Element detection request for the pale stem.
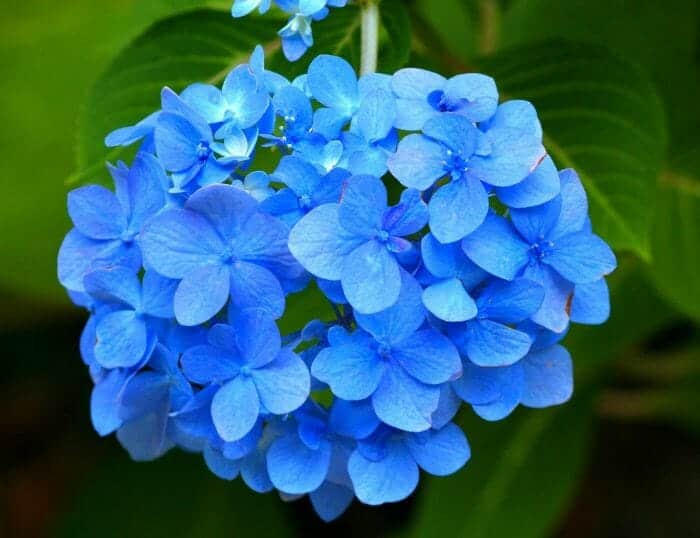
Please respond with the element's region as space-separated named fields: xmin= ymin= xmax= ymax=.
xmin=360 ymin=1 xmax=379 ymax=75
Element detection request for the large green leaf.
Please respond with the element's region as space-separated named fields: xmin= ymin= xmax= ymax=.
xmin=478 ymin=40 xmax=667 ymax=259
xmin=403 ymin=398 xmax=594 ymax=538
xmin=76 ymin=2 xmax=410 ymax=185
xmin=650 ymin=152 xmax=700 ymax=322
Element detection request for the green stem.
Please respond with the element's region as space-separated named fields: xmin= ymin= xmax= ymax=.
xmin=360 ymin=1 xmax=379 ymax=75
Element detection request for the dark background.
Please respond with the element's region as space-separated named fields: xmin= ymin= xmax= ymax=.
xmin=2 ymin=1 xmax=699 ymax=536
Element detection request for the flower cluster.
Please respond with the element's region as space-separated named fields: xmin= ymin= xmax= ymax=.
xmin=232 ymin=0 xmax=348 ymax=61
xmin=58 ymin=48 xmax=616 ymax=521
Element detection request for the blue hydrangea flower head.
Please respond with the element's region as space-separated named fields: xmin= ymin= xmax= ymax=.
xmin=59 ymin=47 xmax=617 ymax=520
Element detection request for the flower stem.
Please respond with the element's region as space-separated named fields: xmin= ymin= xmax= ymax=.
xmin=360 ymin=0 xmax=379 ymax=75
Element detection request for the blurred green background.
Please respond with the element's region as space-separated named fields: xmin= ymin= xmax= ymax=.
xmin=2 ymin=0 xmax=699 ymax=536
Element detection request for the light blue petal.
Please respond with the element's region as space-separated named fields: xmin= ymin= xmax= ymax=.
xmin=387 ymin=134 xmax=446 ymax=190
xmin=545 ymin=232 xmax=617 ymax=284
xmin=471 ymin=363 xmax=524 ymax=421
xmin=520 ymin=345 xmax=573 ymax=408
xmin=571 ymin=278 xmax=610 ymax=325
xmin=229 ymin=261 xmax=285 ymax=319
xmin=394 ymin=98 xmax=437 ymax=131
xmin=181 ymin=343 xmax=240 ymax=385
xmin=422 ymin=278 xmax=477 ymax=322
xmin=83 ymin=266 xmax=141 ymax=308
xmin=95 ymin=310 xmax=148 ymax=368
xmin=483 ymin=100 xmax=542 ymax=139
xmin=141 ymin=271 xmax=178 ymax=318
xmin=212 ymin=376 xmax=260 ymax=442
xmin=232 ymin=309 xmax=281 ymax=368
xmin=357 ymin=89 xmax=396 ymax=143
xmin=429 ymin=175 xmax=489 ymax=243
xmin=253 ymin=349 xmax=310 ymax=414
xmin=288 ymin=204 xmax=364 ymax=280
xmin=523 ymin=263 xmax=574 ymax=333
xmin=241 ymin=449 xmax=274 ymax=493
xmin=548 ymin=169 xmax=589 ymax=240
xmin=383 ymin=188 xmax=428 ymax=237
xmin=393 ymin=329 xmax=462 ymax=384
xmin=273 ymin=85 xmax=313 ymax=131
xmin=310 ymin=482 xmax=354 ymax=522
xmin=126 ymin=152 xmax=167 ymax=232
xmin=495 ymin=154 xmax=560 ymax=208
xmin=139 ymin=208 xmax=225 ymax=278
xmin=444 ymin=73 xmax=498 ymax=122
xmin=391 ymin=67 xmax=445 ymax=99
xmin=312 ymin=344 xmax=385 ymax=400
xmin=406 ymin=422 xmax=470 ymax=476
xmin=348 ymin=440 xmax=419 ymax=505
xmin=466 ymin=320 xmax=533 ymax=367
xmin=154 ymin=113 xmax=203 ymax=171
xmin=423 ymin=114 xmax=478 ymax=156
xmin=476 ymin=278 xmax=544 ymax=323
xmin=184 ymin=184 xmax=258 ymax=242
xmin=68 ymin=185 xmax=126 ymax=239
xmin=372 ymin=366 xmax=439 ymax=432
xmin=181 ymin=83 xmax=226 ymax=123
xmin=117 ymin=408 xmax=171 ymax=461
xmin=267 ymin=434 xmax=332 ymax=494
xmin=312 ymin=107 xmax=349 ymax=140
xmin=329 ymin=399 xmax=381 ymax=440
xmin=338 ymin=175 xmax=387 ymax=237
xmin=510 ymin=195 xmax=562 ymax=244
xmin=452 ymin=359 xmax=507 ymax=405
xmin=272 ymin=155 xmax=321 ymax=196
xmin=431 ymin=385 xmax=461 ymax=429
xmin=299 ymin=0 xmax=327 ymax=16
xmin=307 ymin=54 xmax=358 ymax=114
xmin=90 ymin=369 xmax=129 ymax=435
xmin=174 ymin=264 xmax=230 ymax=326
xmin=204 ymin=445 xmax=240 ymax=480
xmin=470 ymin=127 xmax=545 ymax=187
xmin=354 ymin=270 xmax=425 ymax=344
xmin=462 ymin=213 xmax=530 ymax=280
xmin=341 ymin=240 xmax=401 ymax=314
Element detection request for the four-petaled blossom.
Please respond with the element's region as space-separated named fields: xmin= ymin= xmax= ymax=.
xmin=140 ymin=184 xmax=302 ymax=325
xmin=289 ymin=175 xmax=428 ymax=313
xmin=181 ymin=310 xmax=310 ymax=441
xmin=463 ymin=169 xmax=617 ymax=332
xmin=312 ymin=273 xmax=462 ymax=431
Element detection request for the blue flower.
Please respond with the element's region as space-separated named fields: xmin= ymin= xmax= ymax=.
xmin=339 ymin=88 xmax=398 ymax=177
xmin=348 ymin=422 xmax=470 ymax=505
xmin=420 ymin=232 xmax=488 ymax=322
xmin=116 ymin=344 xmax=193 ymax=461
xmin=452 ymin=344 xmax=573 ymax=421
xmin=83 ymin=267 xmax=177 ymax=368
xmin=58 ymin=152 xmax=165 ymax=292
xmin=274 ymin=1 xmax=348 ymax=61
xmin=231 ymin=0 xmax=273 ymax=17
xmin=312 ymin=273 xmax=461 ymax=431
xmin=181 ymin=310 xmax=310 ymax=441
xmin=391 ymin=67 xmax=498 ymax=130
xmin=139 ymin=184 xmax=303 ymax=325
xmin=445 ymin=278 xmax=544 ymax=367
xmin=266 ymin=399 xmax=376 ymax=495
xmin=231 ymin=170 xmax=275 ymax=202
xmin=261 ymin=155 xmax=347 ymax=226
xmin=462 ymin=169 xmax=616 ymax=332
xmin=387 ymin=106 xmax=546 ymax=243
xmin=289 ymin=175 xmax=428 ymax=313
xmin=307 ymin=55 xmax=392 ymax=139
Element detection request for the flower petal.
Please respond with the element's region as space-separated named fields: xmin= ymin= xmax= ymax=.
xmin=372 ymin=366 xmax=439 ymax=432
xmin=174 ymin=264 xmax=230 ymax=326
xmin=387 ymin=134 xmax=446 ymax=190
xmin=422 ymin=278 xmax=478 ymax=322
xmin=462 ymin=213 xmax=529 ymax=280
xmin=466 ymin=320 xmax=533 ymax=367
xmin=312 ymin=344 xmax=385 ymax=400
xmin=520 ymin=345 xmax=573 ymax=408
xmin=267 ymin=434 xmax=332 ymax=494
xmin=253 ymin=349 xmax=310 ymax=414
xmin=393 ymin=329 xmax=462 ymax=384
xmin=211 ymin=376 xmax=260 ymax=442
xmin=406 ymin=422 xmax=471 ymax=476
xmin=341 ymin=240 xmax=401 ymax=314
xmin=68 ymin=185 xmax=126 ymax=239
xmin=429 ymin=175 xmax=489 ymax=244
xmin=95 ymin=310 xmax=148 ymax=368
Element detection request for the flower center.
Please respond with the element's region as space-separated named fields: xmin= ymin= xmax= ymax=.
xmin=530 ymin=240 xmax=554 ymax=261
xmin=196 ymin=141 xmax=211 ymax=161
xmin=376 ymin=229 xmax=390 ymax=242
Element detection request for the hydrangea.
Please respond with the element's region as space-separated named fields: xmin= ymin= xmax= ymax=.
xmin=232 ymin=0 xmax=348 ymax=60
xmin=58 ymin=48 xmax=616 ymax=521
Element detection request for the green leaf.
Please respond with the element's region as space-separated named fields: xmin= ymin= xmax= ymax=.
xmin=403 ymin=396 xmax=594 ymax=538
xmin=650 ymin=165 xmax=700 ymax=322
xmin=478 ymin=40 xmax=667 ymax=259
xmin=54 ymin=450 xmax=292 ymax=538
xmin=76 ymin=3 xmax=411 ymax=185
